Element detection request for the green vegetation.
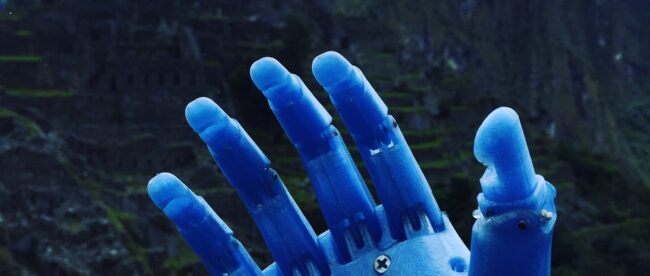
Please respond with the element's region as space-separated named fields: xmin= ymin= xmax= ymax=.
xmin=409 ymin=86 xmax=434 ymax=94
xmin=163 ymin=248 xmax=200 ymax=270
xmin=440 ymin=73 xmax=471 ymax=91
xmin=401 ymin=127 xmax=454 ymax=137
xmin=60 ymin=222 xmax=86 ymax=235
xmin=419 ymin=159 xmax=451 ymax=169
xmin=0 ymin=12 xmax=23 ymax=21
xmin=14 ymin=30 xmax=33 ymax=37
xmin=272 ymin=155 xmax=302 ymax=165
xmin=378 ymin=91 xmax=416 ymax=98
xmin=392 ymin=106 xmax=428 ymax=113
xmin=190 ymin=14 xmax=245 ymax=22
xmin=105 ymin=208 xmax=136 ymax=233
xmin=0 ymin=108 xmax=43 ymax=137
xmin=550 ymin=144 xmax=650 ymax=274
xmin=112 ymin=174 xmax=150 ymax=196
xmin=127 ymin=243 xmax=153 ymax=274
xmin=333 ymin=0 xmax=374 ymax=17
xmin=396 ymin=72 xmax=422 ymax=82
xmin=5 ymin=88 xmax=73 ymax=97
xmin=410 ymin=139 xmax=445 ymax=150
xmin=553 ymin=181 xmax=575 ymax=191
xmin=0 ymin=55 xmax=43 ymax=62
xmin=282 ymin=176 xmax=319 ymax=211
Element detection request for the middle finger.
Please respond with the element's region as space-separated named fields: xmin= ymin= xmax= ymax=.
xmin=250 ymin=57 xmax=381 ymax=263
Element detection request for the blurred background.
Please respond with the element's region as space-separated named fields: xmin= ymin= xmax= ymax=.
xmin=0 ymin=0 xmax=649 ymax=275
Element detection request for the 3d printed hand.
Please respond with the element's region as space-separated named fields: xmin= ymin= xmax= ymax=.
xmin=147 ymin=52 xmax=556 ymax=275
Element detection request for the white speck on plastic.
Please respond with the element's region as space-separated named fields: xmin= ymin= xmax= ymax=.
xmin=540 ymin=209 xmax=553 ymax=220
xmin=472 ymin=209 xmax=483 ymax=219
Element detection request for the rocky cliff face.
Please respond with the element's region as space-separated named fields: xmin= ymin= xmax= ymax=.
xmin=0 ymin=0 xmax=648 ymax=275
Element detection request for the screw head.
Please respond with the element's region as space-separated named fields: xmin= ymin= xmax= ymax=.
xmin=374 ymin=254 xmax=391 ymax=274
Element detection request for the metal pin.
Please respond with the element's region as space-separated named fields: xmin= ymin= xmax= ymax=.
xmin=540 ymin=209 xmax=553 ymax=220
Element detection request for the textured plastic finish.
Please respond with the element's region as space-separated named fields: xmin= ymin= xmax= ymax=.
xmin=147 ymin=51 xmax=557 ymax=275
xmin=184 ymin=98 xmax=328 ymax=275
xmin=312 ymin=52 xmax=445 ymax=240
xmin=147 ymin=173 xmax=261 ymax=275
xmin=474 ymin=108 xmax=537 ymax=202
xmin=469 ymin=108 xmax=557 ymax=276
xmin=250 ymin=57 xmax=380 ymax=263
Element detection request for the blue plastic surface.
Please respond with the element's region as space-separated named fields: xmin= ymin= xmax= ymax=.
xmin=148 ymin=173 xmax=261 ymax=275
xmin=312 ymin=52 xmax=445 ymax=240
xmin=0 ymin=0 xmax=6 ymax=11
xmin=147 ymin=51 xmax=557 ymax=275
xmin=469 ymin=108 xmax=557 ymax=276
xmin=184 ymin=97 xmax=328 ymax=275
xmin=250 ymin=57 xmax=380 ymax=263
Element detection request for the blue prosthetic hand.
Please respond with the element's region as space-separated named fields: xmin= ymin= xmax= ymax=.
xmin=147 ymin=51 xmax=556 ymax=275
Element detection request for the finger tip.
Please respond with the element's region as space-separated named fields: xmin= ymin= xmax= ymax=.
xmin=312 ymin=51 xmax=353 ymax=88
xmin=147 ymin=172 xmax=192 ymax=210
xmin=185 ymin=97 xmax=229 ymax=133
xmin=250 ymin=57 xmax=291 ymax=92
xmin=473 ymin=107 xmax=522 ymax=164
xmin=479 ymin=107 xmax=520 ymax=134
xmin=474 ymin=107 xmax=536 ymax=201
xmin=149 ymin=174 xmax=209 ymax=227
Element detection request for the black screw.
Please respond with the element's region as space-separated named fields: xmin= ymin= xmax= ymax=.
xmin=518 ymin=220 xmax=527 ymax=230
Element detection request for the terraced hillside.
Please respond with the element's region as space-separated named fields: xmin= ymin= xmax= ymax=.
xmin=1 ymin=0 xmax=649 ymax=275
